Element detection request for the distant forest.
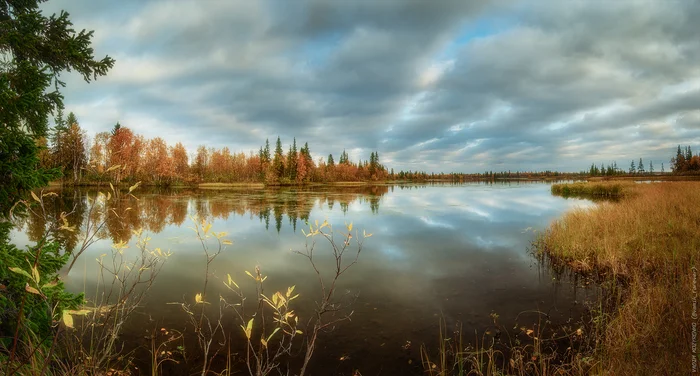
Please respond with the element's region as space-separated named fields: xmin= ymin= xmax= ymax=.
xmin=586 ymin=145 xmax=698 ymax=176
xmin=39 ymin=112 xmax=696 ymax=185
xmin=40 ymin=112 xmax=390 ymax=185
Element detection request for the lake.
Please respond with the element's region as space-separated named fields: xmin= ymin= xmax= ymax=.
xmin=10 ymin=182 xmax=600 ymax=375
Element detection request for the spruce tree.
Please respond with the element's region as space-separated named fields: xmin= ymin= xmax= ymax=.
xmin=272 ymin=136 xmax=284 ymax=179
xmin=1 ymin=2 xmax=114 ymax=214
xmin=0 ymin=0 xmax=114 ymax=367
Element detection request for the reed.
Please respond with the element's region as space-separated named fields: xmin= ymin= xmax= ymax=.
xmin=536 ymin=182 xmax=697 ymax=375
xmin=550 ymin=182 xmax=631 ymax=198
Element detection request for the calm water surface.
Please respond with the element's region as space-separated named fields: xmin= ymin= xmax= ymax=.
xmin=11 ymin=183 xmax=598 ymax=374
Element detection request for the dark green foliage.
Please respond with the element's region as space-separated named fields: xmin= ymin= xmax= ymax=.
xmin=0 ymin=0 xmax=113 ymax=367
xmin=273 ymin=136 xmax=284 ymax=179
xmin=0 ymin=128 xmax=60 ymax=216
xmin=339 ymin=149 xmax=349 ymax=164
xmin=0 ymin=240 xmax=83 ymax=350
xmin=1 ymin=0 xmax=114 ymax=214
xmin=286 ymin=138 xmax=298 ymax=181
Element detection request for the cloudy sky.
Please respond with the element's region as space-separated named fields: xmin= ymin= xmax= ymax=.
xmin=43 ymin=0 xmax=700 ymax=173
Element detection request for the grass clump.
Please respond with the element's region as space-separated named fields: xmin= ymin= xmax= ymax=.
xmin=550 ymin=182 xmax=630 ymax=198
xmin=536 ymin=182 xmax=697 ymax=375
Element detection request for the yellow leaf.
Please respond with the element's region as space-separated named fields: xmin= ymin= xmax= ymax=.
xmin=9 ymin=267 xmax=31 ymax=279
xmin=42 ymin=280 xmax=58 ymax=289
xmin=25 ymin=284 xmax=41 ymax=295
xmin=347 ymin=222 xmax=353 ymax=232
xmin=106 ymin=164 xmax=121 ymax=172
xmin=69 ymin=309 xmax=91 ymax=316
xmin=227 ymin=274 xmax=239 ymax=289
xmin=203 ymin=223 xmax=212 ymax=235
xmin=128 ymin=181 xmax=141 ymax=193
xmin=31 ymin=265 xmax=40 ymax=283
xmin=286 ymin=285 xmax=295 ymax=298
xmin=222 ymin=239 xmax=232 ymax=245
xmin=260 ymin=338 xmax=268 ymax=348
xmin=245 ymin=270 xmax=255 ymax=279
xmin=295 ymin=330 xmax=303 ymax=335
xmin=30 ymin=191 xmax=41 ymax=203
xmin=195 ymin=293 xmax=204 ymax=304
xmin=62 ymin=310 xmax=74 ymax=328
xmin=241 ymin=318 xmax=254 ymax=339
xmin=109 ymin=182 xmax=115 ymax=192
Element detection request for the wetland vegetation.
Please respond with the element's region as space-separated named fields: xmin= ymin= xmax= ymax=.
xmin=1 ymin=1 xmax=697 ymax=375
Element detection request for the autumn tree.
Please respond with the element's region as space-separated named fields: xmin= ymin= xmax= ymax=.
xmin=171 ymin=142 xmax=189 ymax=181
xmin=325 ymin=154 xmax=336 ymax=182
xmin=193 ymin=145 xmax=209 ymax=181
xmin=88 ymin=131 xmax=110 ymax=175
xmin=107 ymin=124 xmax=137 ymax=183
xmin=49 ymin=112 xmax=88 ymax=183
xmin=143 ymin=137 xmax=173 ymax=184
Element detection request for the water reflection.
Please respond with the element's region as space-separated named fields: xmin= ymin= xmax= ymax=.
xmin=10 ymin=182 xmax=597 ymax=374
xmin=13 ymin=185 xmax=388 ymax=248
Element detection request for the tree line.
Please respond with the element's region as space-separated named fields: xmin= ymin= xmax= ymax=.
xmin=671 ymin=145 xmax=700 ymax=173
xmin=39 ymin=114 xmax=390 ymax=185
xmin=585 ymin=158 xmax=665 ymax=177
xmin=37 ymin=113 xmax=700 ymax=185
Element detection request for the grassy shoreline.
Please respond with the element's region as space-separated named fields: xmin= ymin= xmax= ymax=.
xmin=535 ymin=182 xmax=697 ymax=375
xmin=551 ymin=181 xmax=630 ymax=197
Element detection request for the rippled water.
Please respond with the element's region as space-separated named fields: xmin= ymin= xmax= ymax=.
xmin=10 ymin=182 xmax=599 ymax=374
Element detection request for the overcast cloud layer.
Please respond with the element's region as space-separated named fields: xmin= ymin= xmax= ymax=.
xmin=44 ymin=0 xmax=700 ymax=172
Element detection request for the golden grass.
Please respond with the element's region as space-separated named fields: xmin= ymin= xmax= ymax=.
xmin=537 ymin=182 xmax=698 ymax=375
xmin=550 ymin=182 xmax=633 ymax=198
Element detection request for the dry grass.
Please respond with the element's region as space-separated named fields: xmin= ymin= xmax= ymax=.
xmin=550 ymin=182 xmax=633 ymax=198
xmin=537 ymin=182 xmax=698 ymax=375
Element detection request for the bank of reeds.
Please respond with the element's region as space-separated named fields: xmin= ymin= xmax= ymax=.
xmin=550 ymin=182 xmax=631 ymax=198
xmin=535 ymin=182 xmax=697 ymax=375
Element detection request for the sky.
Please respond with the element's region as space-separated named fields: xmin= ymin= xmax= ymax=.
xmin=42 ymin=0 xmax=700 ymax=173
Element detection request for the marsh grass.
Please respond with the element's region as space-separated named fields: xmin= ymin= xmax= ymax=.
xmin=420 ymin=310 xmax=601 ymax=376
xmin=550 ymin=182 xmax=632 ymax=198
xmin=535 ymin=182 xmax=697 ymax=375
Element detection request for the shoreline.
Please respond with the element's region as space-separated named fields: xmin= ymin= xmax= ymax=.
xmin=43 ymin=174 xmax=700 ymax=191
xmin=533 ymin=181 xmax=696 ymax=375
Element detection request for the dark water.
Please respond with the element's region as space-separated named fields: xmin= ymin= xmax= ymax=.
xmin=10 ymin=183 xmax=599 ymax=374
